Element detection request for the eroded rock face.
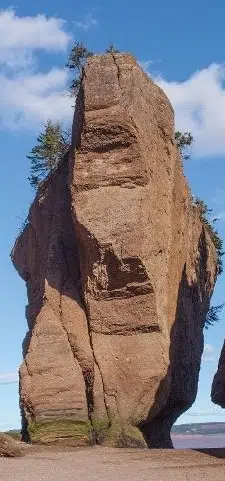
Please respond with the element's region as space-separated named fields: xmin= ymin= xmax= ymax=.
xmin=12 ymin=54 xmax=217 ymax=447
xmin=0 ymin=434 xmax=24 ymax=457
xmin=212 ymin=342 xmax=225 ymax=408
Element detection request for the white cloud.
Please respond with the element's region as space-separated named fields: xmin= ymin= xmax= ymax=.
xmin=0 ymin=69 xmax=72 ymax=129
xmin=139 ymin=59 xmax=162 ymax=74
xmin=139 ymin=60 xmax=153 ymax=72
xmin=204 ymin=344 xmax=214 ymax=354
xmin=202 ymin=343 xmax=215 ymax=362
xmin=74 ymin=13 xmax=97 ymax=31
xmin=0 ymin=9 xmax=70 ymax=68
xmin=153 ymin=64 xmax=225 ymax=157
xmin=0 ymin=373 xmax=18 ymax=385
xmin=0 ymin=9 xmax=72 ymax=129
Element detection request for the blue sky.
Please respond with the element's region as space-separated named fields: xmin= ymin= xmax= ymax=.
xmin=1 ymin=0 xmax=225 ymax=431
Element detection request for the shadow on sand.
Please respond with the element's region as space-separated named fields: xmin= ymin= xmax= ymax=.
xmin=194 ymin=448 xmax=225 ymax=459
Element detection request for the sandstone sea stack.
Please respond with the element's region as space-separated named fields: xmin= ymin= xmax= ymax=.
xmin=11 ymin=54 xmax=218 ymax=448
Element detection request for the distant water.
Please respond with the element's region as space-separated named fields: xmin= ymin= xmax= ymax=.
xmin=172 ymin=434 xmax=225 ymax=449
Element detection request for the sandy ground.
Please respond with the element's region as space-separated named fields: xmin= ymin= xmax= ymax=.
xmin=1 ymin=446 xmax=225 ymax=481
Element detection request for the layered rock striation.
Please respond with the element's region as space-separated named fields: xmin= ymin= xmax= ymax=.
xmin=12 ymin=54 xmax=218 ymax=448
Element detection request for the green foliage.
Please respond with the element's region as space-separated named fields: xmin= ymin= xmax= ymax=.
xmin=28 ymin=420 xmax=92 ymax=444
xmin=195 ymin=197 xmax=225 ymax=329
xmin=3 ymin=430 xmax=21 ymax=441
xmin=205 ymin=304 xmax=224 ymax=329
xmin=92 ymin=419 xmax=145 ymax=447
xmin=66 ymin=41 xmax=93 ymax=95
xmin=175 ymin=131 xmax=193 ymax=161
xmin=92 ymin=418 xmax=109 ymax=444
xmin=18 ymin=215 xmax=29 ymax=236
xmin=27 ymin=120 xmax=70 ymax=189
xmin=105 ymin=44 xmax=120 ymax=54
xmin=194 ymin=197 xmax=224 ymax=275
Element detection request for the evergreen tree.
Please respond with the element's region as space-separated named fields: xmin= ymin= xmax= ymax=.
xmin=66 ymin=42 xmax=93 ymax=95
xmin=175 ymin=131 xmax=193 ymax=161
xmin=27 ymin=120 xmax=70 ymax=189
xmin=205 ymin=304 xmax=224 ymax=329
xmin=105 ymin=44 xmax=120 ymax=54
xmin=194 ymin=197 xmax=224 ymax=275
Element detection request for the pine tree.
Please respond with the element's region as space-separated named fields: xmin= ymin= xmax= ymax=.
xmin=175 ymin=131 xmax=193 ymax=161
xmin=205 ymin=304 xmax=224 ymax=329
xmin=66 ymin=42 xmax=93 ymax=95
xmin=27 ymin=120 xmax=70 ymax=189
xmin=105 ymin=44 xmax=120 ymax=54
xmin=194 ymin=197 xmax=224 ymax=275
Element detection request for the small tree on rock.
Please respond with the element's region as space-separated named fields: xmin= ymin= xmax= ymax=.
xmin=106 ymin=43 xmax=120 ymax=54
xmin=175 ymin=131 xmax=193 ymax=161
xmin=66 ymin=42 xmax=93 ymax=95
xmin=27 ymin=120 xmax=70 ymax=189
xmin=205 ymin=304 xmax=224 ymax=329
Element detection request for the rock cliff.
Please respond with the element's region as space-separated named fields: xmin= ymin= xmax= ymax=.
xmin=211 ymin=342 xmax=225 ymax=408
xmin=11 ymin=54 xmax=218 ymax=448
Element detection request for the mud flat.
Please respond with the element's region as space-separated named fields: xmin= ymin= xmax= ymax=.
xmin=1 ymin=446 xmax=225 ymax=481
xmin=172 ymin=434 xmax=225 ymax=449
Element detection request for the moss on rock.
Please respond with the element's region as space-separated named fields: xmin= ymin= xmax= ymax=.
xmin=92 ymin=417 xmax=109 ymax=444
xmin=28 ymin=420 xmax=92 ymax=445
xmin=92 ymin=419 xmax=146 ymax=448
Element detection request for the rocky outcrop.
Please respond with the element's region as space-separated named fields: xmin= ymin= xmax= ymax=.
xmin=11 ymin=54 xmax=218 ymax=448
xmin=211 ymin=342 xmax=225 ymax=408
xmin=0 ymin=434 xmax=24 ymax=457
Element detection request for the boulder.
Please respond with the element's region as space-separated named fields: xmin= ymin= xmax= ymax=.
xmin=0 ymin=433 xmax=24 ymax=457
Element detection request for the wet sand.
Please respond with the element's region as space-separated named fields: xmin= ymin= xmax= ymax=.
xmin=172 ymin=433 xmax=225 ymax=449
xmin=1 ymin=446 xmax=225 ymax=481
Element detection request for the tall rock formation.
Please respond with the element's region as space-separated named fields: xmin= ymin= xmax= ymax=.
xmin=212 ymin=342 xmax=225 ymax=408
xmin=11 ymin=54 xmax=218 ymax=448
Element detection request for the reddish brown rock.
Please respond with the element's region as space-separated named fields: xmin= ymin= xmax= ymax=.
xmin=212 ymin=341 xmax=225 ymax=408
xmin=0 ymin=434 xmax=24 ymax=457
xmin=12 ymin=54 xmax=217 ymax=448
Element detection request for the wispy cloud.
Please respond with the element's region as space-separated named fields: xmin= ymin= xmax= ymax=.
xmin=204 ymin=344 xmax=214 ymax=354
xmin=139 ymin=60 xmax=154 ymax=73
xmin=0 ymin=8 xmax=70 ymax=69
xmin=0 ymin=373 xmax=18 ymax=385
xmin=202 ymin=343 xmax=215 ymax=363
xmin=139 ymin=59 xmax=161 ymax=74
xmin=74 ymin=13 xmax=97 ymax=31
xmin=0 ymin=69 xmax=72 ymax=129
xmin=143 ymin=62 xmax=225 ymax=157
xmin=0 ymin=9 xmax=72 ymax=129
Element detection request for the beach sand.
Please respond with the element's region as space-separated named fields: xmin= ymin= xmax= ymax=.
xmin=1 ymin=446 xmax=225 ymax=481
